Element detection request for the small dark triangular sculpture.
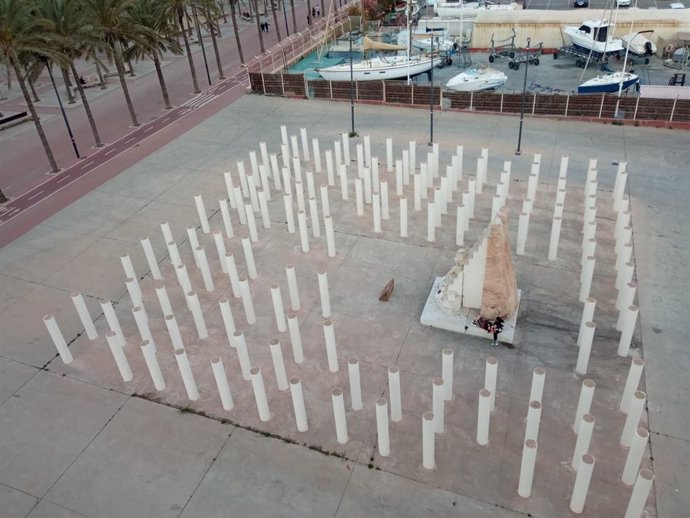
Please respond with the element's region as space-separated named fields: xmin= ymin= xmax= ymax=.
xmin=378 ymin=279 xmax=395 ymax=302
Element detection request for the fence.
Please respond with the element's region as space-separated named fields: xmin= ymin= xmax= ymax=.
xmin=248 ymin=73 xmax=690 ymax=123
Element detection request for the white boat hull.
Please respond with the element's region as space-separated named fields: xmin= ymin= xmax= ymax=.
xmin=578 ymin=72 xmax=639 ymax=94
xmin=620 ymin=32 xmax=656 ymax=56
xmin=316 ymin=56 xmax=434 ymax=81
xmin=446 ymin=67 xmax=507 ymax=91
xmin=435 ymin=1 xmax=518 ymax=18
xmin=563 ymin=26 xmax=624 ymax=54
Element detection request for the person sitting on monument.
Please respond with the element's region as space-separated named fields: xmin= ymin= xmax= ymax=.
xmin=491 ymin=317 xmax=504 ymax=347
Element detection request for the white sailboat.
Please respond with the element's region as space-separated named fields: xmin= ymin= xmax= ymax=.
xmin=434 ymin=0 xmax=520 ymax=18
xmin=562 ymin=20 xmax=624 ymax=54
xmin=446 ymin=65 xmax=507 ymax=91
xmin=397 ymin=29 xmax=457 ymax=53
xmin=578 ymin=72 xmax=639 ymax=94
xmin=315 ymin=37 xmax=433 ymax=81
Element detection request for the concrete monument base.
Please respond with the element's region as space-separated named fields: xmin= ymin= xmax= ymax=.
xmin=420 ymin=277 xmax=521 ymax=345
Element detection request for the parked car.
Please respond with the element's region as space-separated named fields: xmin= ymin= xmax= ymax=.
xmin=616 ymin=0 xmax=631 ymax=6
xmin=574 ymin=0 xmax=589 ymax=7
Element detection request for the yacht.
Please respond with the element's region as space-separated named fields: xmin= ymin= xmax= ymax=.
xmin=578 ymin=72 xmax=639 ymax=94
xmin=446 ymin=65 xmax=507 ymax=91
xmin=434 ymin=0 xmax=520 ymax=19
xmin=316 ymin=55 xmax=434 ymax=81
xmin=563 ymin=20 xmax=624 ymax=55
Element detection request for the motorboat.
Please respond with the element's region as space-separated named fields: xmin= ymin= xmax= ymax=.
xmin=397 ymin=29 xmax=457 ymax=53
xmin=394 ymin=1 xmax=421 ymax=16
xmin=577 ymin=72 xmax=639 ymax=94
xmin=316 ymin=55 xmax=434 ymax=81
xmin=620 ymin=31 xmax=656 ymax=56
xmin=563 ymin=20 xmax=624 ymax=55
xmin=446 ymin=65 xmax=507 ymax=91
xmin=434 ymin=0 xmax=520 ymax=19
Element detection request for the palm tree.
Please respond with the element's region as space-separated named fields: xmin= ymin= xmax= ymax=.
xmin=83 ymin=0 xmax=150 ymax=127
xmin=0 ymin=0 xmax=70 ymax=172
xmin=35 ymin=0 xmax=103 ymax=147
xmin=163 ymin=0 xmax=200 ymax=93
xmin=269 ymin=0 xmax=281 ymax=41
xmin=289 ymin=0 xmax=296 ymax=34
xmin=228 ymin=0 xmax=244 ymax=64
xmin=252 ymin=0 xmax=264 ymax=53
xmin=127 ymin=0 xmax=183 ymax=109
xmin=197 ymin=0 xmax=224 ymax=79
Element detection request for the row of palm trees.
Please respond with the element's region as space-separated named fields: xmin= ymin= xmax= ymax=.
xmin=0 ymin=0 xmax=300 ymax=176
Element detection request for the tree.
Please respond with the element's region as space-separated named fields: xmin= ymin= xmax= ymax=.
xmin=83 ymin=0 xmax=150 ymax=126
xmin=269 ymin=0 xmax=281 ymax=41
xmin=0 ymin=0 xmax=70 ymax=172
xmin=252 ymin=0 xmax=264 ymax=53
xmin=228 ymin=0 xmax=244 ymax=64
xmin=35 ymin=0 xmax=103 ymax=147
xmin=163 ymin=0 xmax=200 ymax=93
xmin=289 ymin=0 xmax=296 ymax=34
xmin=197 ymin=1 xmax=224 ymax=79
xmin=127 ymin=0 xmax=183 ymax=109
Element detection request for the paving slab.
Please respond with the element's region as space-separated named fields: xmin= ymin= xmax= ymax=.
xmin=26 ymin=500 xmax=91 ymax=518
xmin=46 ymin=397 xmax=230 ymax=518
xmin=0 ymin=371 xmax=127 ymax=497
xmin=0 ymin=483 xmax=38 ymax=518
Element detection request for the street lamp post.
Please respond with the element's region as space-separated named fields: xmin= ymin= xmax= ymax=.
xmin=44 ymin=58 xmax=80 ymax=159
xmin=192 ymin=6 xmax=212 ymax=86
xmin=349 ymin=29 xmax=356 ymax=136
xmin=515 ymin=37 xmax=531 ymax=156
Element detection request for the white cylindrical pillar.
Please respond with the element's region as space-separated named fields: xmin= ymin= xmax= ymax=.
xmin=326 ymin=150 xmax=335 ymax=186
xmin=624 ymin=469 xmax=654 ymax=518
xmin=174 ymin=264 xmax=192 ymax=295
xmin=186 ymin=227 xmax=200 ymax=268
xmin=339 ymin=163 xmax=349 ymax=200
xmin=258 ymin=190 xmax=271 ymax=229
xmin=308 ymin=196 xmax=321 ymax=238
xmin=613 ymin=172 xmax=628 ymax=212
xmin=286 ymin=264 xmax=300 ymax=311
xmin=616 ymin=282 xmax=637 ymax=326
xmin=231 ymin=331 xmax=252 ymax=381
xmin=376 ymin=398 xmax=391 ymax=457
xmin=484 ymin=356 xmax=498 ymax=411
xmin=194 ymin=194 xmax=210 ymax=234
xmin=529 ymin=367 xmax=546 ymax=404
xmin=239 ymin=275 xmax=256 ymax=325
xmin=187 ymin=290 xmax=208 ymax=339
xmin=422 ymin=411 xmax=435 ymax=470
xmin=141 ymin=340 xmax=165 ymax=391
xmin=43 ymin=315 xmax=73 ymax=364
xmin=570 ymin=454 xmax=596 ymax=513
xmin=175 ymin=348 xmax=199 ymax=400
xmin=572 ymin=413 xmax=595 ymax=470
xmin=161 ymin=221 xmax=174 ymax=244
xmin=250 ymin=367 xmax=271 ymax=422
xmin=164 ymin=314 xmax=184 ymax=350
xmin=195 ymin=247 xmax=215 ymax=292
xmin=386 ymin=137 xmax=393 ymax=172
xmin=325 ymin=215 xmax=336 ymax=258
xmin=219 ymin=197 xmax=235 ymax=237
xmin=517 ymin=212 xmax=529 ymax=256
xmin=101 ymin=301 xmax=124 ymax=346
xmin=224 ymin=253 xmax=241 ymax=298
xmin=323 ymin=320 xmax=339 ymax=373
xmin=426 ymin=201 xmax=435 ymax=242
xmin=211 ymin=357 xmax=234 ymax=411
xmin=140 ymin=237 xmax=162 ymax=280
xmin=622 ymin=428 xmax=649 ymax=486
xmin=234 ymin=186 xmax=247 ymax=224
xmin=106 ymin=330 xmax=132 ymax=381
xmin=297 ymin=210 xmax=310 ymax=253
xmin=400 ymin=196 xmax=408 ymax=238
xmin=525 ymin=400 xmax=543 ymax=443
xmin=120 ymin=253 xmax=138 ymax=283
xmin=577 ymin=297 xmax=597 ymax=347
xmin=381 ymin=181 xmax=389 ymax=220
xmin=318 ymin=269 xmax=331 ymax=318
xmin=269 ymin=338 xmax=289 ymax=391
xmin=579 ymin=256 xmax=595 ymax=303
xmin=389 ymin=366 xmax=402 ymax=422
xmin=442 ymin=348 xmax=453 ymax=401
xmin=331 ymin=387 xmax=349 ymax=444
xmin=620 ymin=358 xmax=645 ymax=414
xmin=283 ymin=193 xmax=295 ymax=234
xmin=616 ymin=261 xmax=635 ymax=292
xmin=167 ymin=241 xmax=182 ymax=267
xmin=477 ymin=388 xmax=491 ymax=445
xmin=219 ymin=297 xmax=236 ymax=342
xmin=348 ymin=358 xmax=363 ymax=410
xmin=517 ymin=439 xmax=538 ymax=498
xmin=456 ymin=205 xmax=465 ymax=246
xmin=270 ymin=283 xmax=287 ymax=332
xmin=547 ymin=217 xmax=562 ymax=261
xmin=618 ymin=305 xmax=640 ymax=357
xmin=245 ymin=202 xmax=259 ymax=242
xmin=573 ymin=379 xmax=596 ymax=433
xmin=132 ymin=305 xmax=153 ymax=344
xmin=621 ymin=391 xmax=647 ymax=447
xmin=432 ymin=377 xmax=445 ymax=433
xmin=373 ymin=192 xmax=382 ymax=233
xmin=287 ymin=313 xmax=304 ymax=364
xmin=155 ymin=284 xmax=173 ymax=316
xmin=125 ymin=277 xmax=143 ymax=308
xmin=581 ymin=238 xmax=596 ymax=269
xmin=575 ymin=322 xmax=596 ymax=375
xmin=413 ymin=174 xmax=422 ymax=211
xmin=71 ymin=292 xmax=97 ymax=340
xmin=527 ymin=173 xmax=538 ymax=201
xmin=290 ymin=377 xmax=308 ymax=432
xmin=320 ymin=184 xmax=331 ymax=217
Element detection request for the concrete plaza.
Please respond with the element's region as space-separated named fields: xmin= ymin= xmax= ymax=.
xmin=0 ymin=95 xmax=688 ymax=517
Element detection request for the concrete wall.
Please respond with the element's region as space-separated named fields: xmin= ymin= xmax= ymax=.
xmin=470 ymin=8 xmax=690 ymax=49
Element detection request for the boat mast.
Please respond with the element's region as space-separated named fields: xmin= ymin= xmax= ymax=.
xmin=407 ymin=1 xmax=412 ymax=84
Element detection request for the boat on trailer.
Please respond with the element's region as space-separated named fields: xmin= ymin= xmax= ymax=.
xmin=577 ymin=71 xmax=639 ymax=94
xmin=316 ymin=55 xmax=434 ymax=81
xmin=446 ymin=65 xmax=507 ymax=91
xmin=434 ymin=0 xmax=520 ymax=19
xmin=562 ymin=20 xmax=624 ymax=55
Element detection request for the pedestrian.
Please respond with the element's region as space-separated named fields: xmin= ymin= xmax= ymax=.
xmin=317 ymin=5 xmax=321 ymax=16
xmin=311 ymin=6 xmax=316 ymax=18
xmin=265 ymin=20 xmax=270 ymax=32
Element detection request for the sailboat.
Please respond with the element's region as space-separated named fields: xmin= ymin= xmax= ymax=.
xmin=315 ymin=37 xmax=434 ymax=81
xmin=434 ymin=0 xmax=520 ymax=19
xmin=397 ymin=29 xmax=457 ymax=53
xmin=577 ymin=72 xmax=639 ymax=94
